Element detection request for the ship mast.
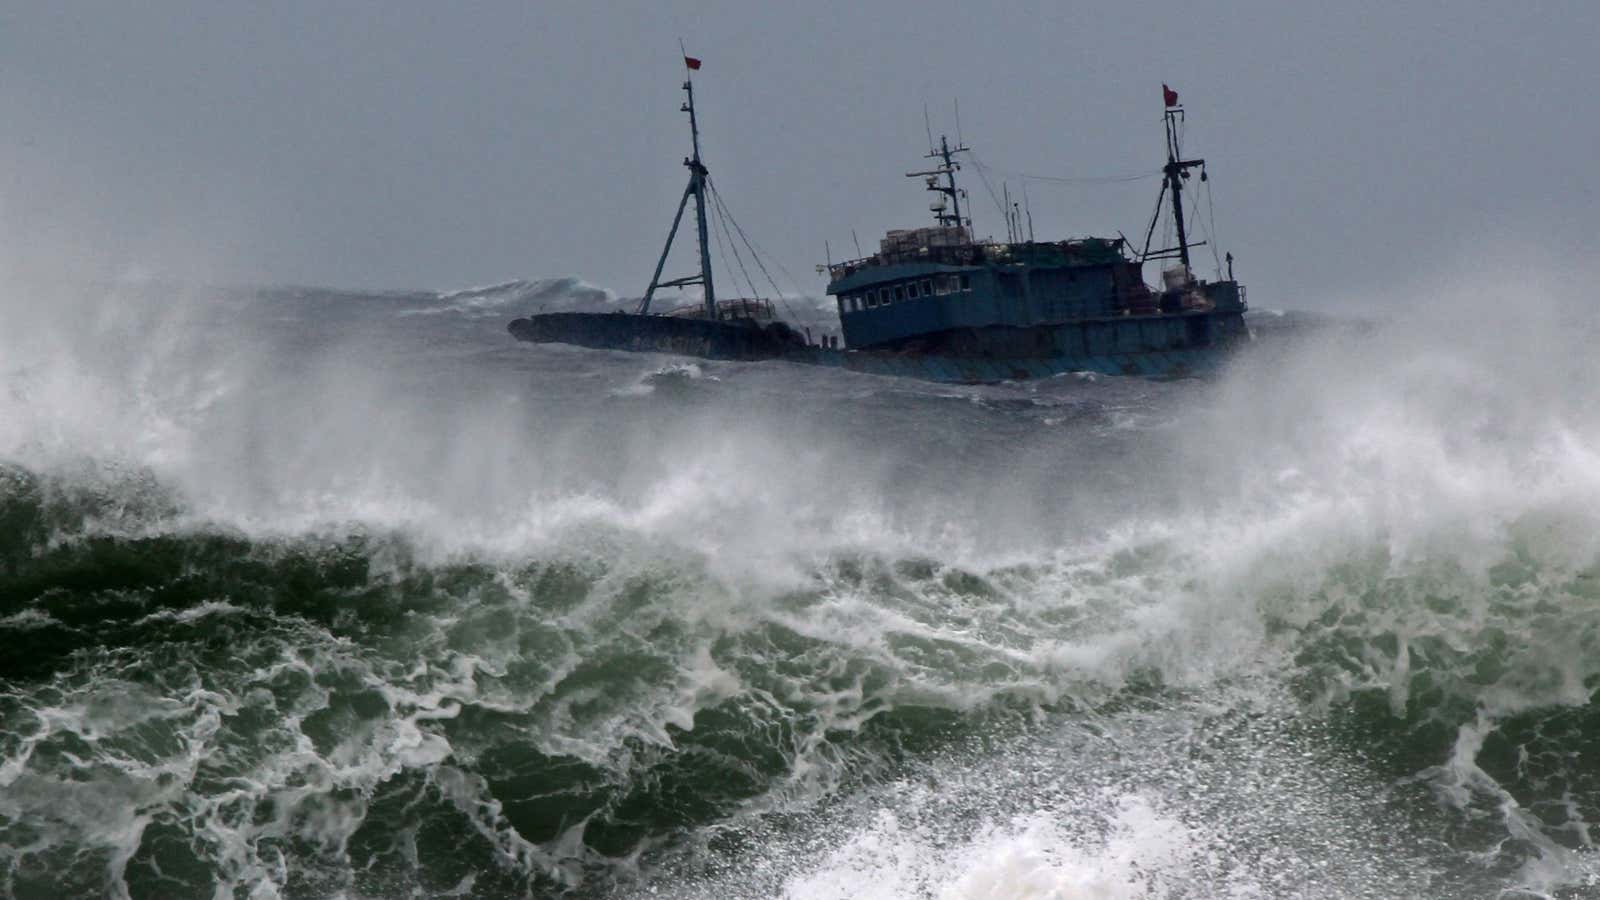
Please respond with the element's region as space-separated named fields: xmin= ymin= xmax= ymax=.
xmin=906 ymin=135 xmax=968 ymax=230
xmin=1141 ymin=86 xmax=1207 ymax=271
xmin=638 ymin=55 xmax=717 ymax=318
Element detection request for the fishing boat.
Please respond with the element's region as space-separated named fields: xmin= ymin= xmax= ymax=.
xmin=509 ymin=61 xmax=1248 ymax=382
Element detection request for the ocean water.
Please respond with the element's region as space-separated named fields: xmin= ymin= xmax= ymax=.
xmin=3 ymin=272 xmax=1600 ymax=899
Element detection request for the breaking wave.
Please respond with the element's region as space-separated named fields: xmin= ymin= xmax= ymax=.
xmin=4 ymin=261 xmax=1600 ymax=897
xmin=413 ymin=277 xmax=620 ymax=318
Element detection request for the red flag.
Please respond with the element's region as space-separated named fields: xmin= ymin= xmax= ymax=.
xmin=1162 ymin=84 xmax=1179 ymax=107
xmin=684 ymin=56 xmax=702 ymax=70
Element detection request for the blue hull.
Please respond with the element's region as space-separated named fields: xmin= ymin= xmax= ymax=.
xmin=783 ymin=343 xmax=1226 ymax=381
xmin=508 ymin=310 xmax=1242 ymax=382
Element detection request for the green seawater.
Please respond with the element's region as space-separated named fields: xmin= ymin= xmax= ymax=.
xmin=4 ymin=281 xmax=1600 ymax=898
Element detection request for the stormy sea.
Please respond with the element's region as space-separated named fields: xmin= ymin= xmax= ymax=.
xmin=4 ymin=270 xmax=1600 ymax=899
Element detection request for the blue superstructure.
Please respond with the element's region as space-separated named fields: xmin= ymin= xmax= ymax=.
xmin=827 ymin=233 xmax=1246 ymax=353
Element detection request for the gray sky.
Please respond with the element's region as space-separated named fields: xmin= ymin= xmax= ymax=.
xmin=0 ymin=1 xmax=1594 ymax=310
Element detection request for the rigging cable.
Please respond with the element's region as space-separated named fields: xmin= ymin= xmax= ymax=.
xmin=707 ymin=180 xmax=807 ymax=324
xmin=965 ymin=151 xmax=1157 ymax=186
xmin=1185 ymin=187 xmax=1203 ymax=266
xmin=1204 ymin=174 xmax=1223 ymax=279
xmin=719 ymin=202 xmax=822 ymax=325
xmin=707 ymin=178 xmax=764 ymax=305
xmin=959 ymin=149 xmax=1009 ymax=232
xmin=982 ymin=165 xmax=1157 ymax=186
xmin=705 ymin=188 xmax=743 ymax=309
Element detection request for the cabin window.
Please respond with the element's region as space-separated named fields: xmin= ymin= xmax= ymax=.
xmin=879 ymin=287 xmax=891 ymax=305
xmin=907 ymin=282 xmax=920 ymax=299
xmin=921 ymin=279 xmax=933 ymax=297
xmin=934 ymin=277 xmax=949 ymax=296
xmin=960 ymin=274 xmax=972 ymax=292
xmin=865 ymin=292 xmax=877 ymax=308
xmin=893 ymin=285 xmax=905 ymax=302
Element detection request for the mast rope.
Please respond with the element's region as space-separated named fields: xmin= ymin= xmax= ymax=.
xmin=729 ymin=220 xmax=809 ymax=302
xmin=1203 ymin=176 xmax=1223 ymax=279
xmin=706 ymin=195 xmax=744 ymax=306
xmin=960 ymin=150 xmax=1009 ymax=232
xmin=1016 ymin=170 xmax=1158 ymax=185
xmin=968 ymin=154 xmax=1158 ymax=186
xmin=707 ymin=179 xmax=806 ymax=324
xmin=707 ymin=181 xmax=764 ymax=305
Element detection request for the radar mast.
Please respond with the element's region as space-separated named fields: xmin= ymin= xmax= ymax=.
xmin=906 ymin=135 xmax=969 ymax=230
